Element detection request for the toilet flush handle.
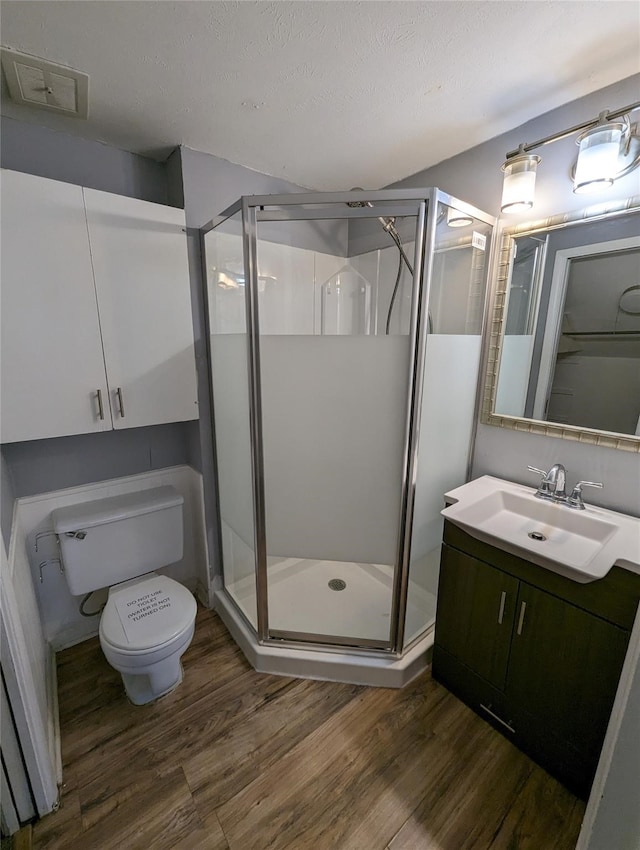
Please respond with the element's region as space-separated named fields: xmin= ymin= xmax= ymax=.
xmin=65 ymin=530 xmax=87 ymax=540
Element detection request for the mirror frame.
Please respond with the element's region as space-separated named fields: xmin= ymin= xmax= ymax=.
xmin=481 ymin=195 xmax=640 ymax=453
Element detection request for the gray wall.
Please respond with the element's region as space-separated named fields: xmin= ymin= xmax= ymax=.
xmin=1 ymin=116 xmax=168 ymax=203
xmin=389 ymin=73 xmax=640 ymax=517
xmin=177 ymin=146 xmax=309 ymax=228
xmin=2 ymin=424 xmax=191 ymax=500
xmin=0 ymin=118 xmax=186 ymax=549
xmin=1 ymin=454 xmax=15 ymax=554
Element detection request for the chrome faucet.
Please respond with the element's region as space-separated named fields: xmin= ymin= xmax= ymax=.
xmin=527 ymin=463 xmax=567 ymax=502
xmin=527 ymin=463 xmax=603 ymax=508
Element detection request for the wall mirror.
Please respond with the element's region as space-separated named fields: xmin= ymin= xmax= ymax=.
xmin=482 ymin=198 xmax=640 ymax=452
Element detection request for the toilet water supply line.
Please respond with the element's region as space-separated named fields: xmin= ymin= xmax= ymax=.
xmin=80 ymin=591 xmax=105 ymax=617
xmin=35 ymin=528 xmax=104 ymax=617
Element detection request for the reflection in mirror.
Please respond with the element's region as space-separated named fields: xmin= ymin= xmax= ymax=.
xmin=485 ymin=201 xmax=640 ymax=449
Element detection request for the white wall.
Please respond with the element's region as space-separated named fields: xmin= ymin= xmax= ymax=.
xmin=1 ymin=520 xmax=59 ymax=816
xmin=494 ymin=335 xmax=535 ymax=416
xmin=410 ymin=335 xmax=483 ymax=562
xmin=577 ymin=608 xmax=640 ymax=850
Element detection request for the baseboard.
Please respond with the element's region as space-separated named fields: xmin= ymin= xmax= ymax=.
xmin=195 ymin=579 xmax=210 ymax=608
xmin=46 ymin=647 xmax=62 ymax=787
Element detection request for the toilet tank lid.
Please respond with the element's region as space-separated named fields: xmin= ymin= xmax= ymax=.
xmin=52 ymin=486 xmax=183 ymax=533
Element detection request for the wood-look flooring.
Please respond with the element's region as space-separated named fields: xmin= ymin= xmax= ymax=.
xmin=32 ymin=606 xmax=585 ymax=850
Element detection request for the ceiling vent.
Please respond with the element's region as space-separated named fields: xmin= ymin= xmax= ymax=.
xmin=1 ymin=47 xmax=89 ymax=119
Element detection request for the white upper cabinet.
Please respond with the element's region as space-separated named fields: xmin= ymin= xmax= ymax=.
xmin=0 ymin=170 xmax=111 ymax=443
xmin=0 ymin=170 xmax=199 ymax=444
xmin=83 ymin=189 xmax=199 ymax=429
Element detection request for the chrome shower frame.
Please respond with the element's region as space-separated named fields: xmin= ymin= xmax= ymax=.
xmin=202 ymin=188 xmax=495 ymax=658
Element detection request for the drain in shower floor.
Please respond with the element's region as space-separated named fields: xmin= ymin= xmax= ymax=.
xmin=328 ymin=579 xmax=346 ymax=591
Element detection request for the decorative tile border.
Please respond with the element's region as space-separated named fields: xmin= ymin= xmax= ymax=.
xmin=481 ymin=196 xmax=640 ymax=453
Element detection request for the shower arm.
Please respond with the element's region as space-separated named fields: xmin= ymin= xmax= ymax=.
xmin=348 ymin=195 xmax=415 ymax=276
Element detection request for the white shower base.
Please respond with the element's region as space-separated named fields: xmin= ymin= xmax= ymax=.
xmin=216 ymin=549 xmax=440 ymax=688
xmin=228 ymin=556 xmax=437 ymax=645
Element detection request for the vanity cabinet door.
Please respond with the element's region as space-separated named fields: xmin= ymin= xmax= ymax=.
xmin=0 ymin=170 xmax=111 ymax=442
xmin=435 ymin=545 xmax=518 ymax=691
xmin=506 ymin=582 xmax=629 ymax=763
xmin=83 ymin=189 xmax=199 ymax=430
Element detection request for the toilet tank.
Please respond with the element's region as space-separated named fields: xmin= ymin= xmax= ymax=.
xmin=52 ymin=486 xmax=184 ymax=595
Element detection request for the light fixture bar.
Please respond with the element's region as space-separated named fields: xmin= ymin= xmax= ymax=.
xmin=504 ymin=100 xmax=640 ymax=161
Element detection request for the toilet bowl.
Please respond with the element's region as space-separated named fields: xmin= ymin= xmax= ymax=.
xmin=99 ymin=573 xmax=197 ymax=705
xmin=52 ymin=486 xmax=197 ymax=706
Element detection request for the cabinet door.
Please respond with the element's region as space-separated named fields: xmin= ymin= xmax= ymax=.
xmin=435 ymin=545 xmax=518 ymax=690
xmin=0 ymin=170 xmax=111 ymax=442
xmin=83 ymin=189 xmax=199 ymax=430
xmin=507 ymin=582 xmax=629 ymax=761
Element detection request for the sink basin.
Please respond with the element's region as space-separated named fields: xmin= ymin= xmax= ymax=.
xmin=442 ymin=476 xmax=640 ymax=583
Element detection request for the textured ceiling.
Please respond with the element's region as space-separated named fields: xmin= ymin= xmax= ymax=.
xmin=1 ymin=1 xmax=639 ymax=190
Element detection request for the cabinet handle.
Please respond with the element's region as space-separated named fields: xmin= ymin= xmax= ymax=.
xmin=96 ymin=389 xmax=104 ymax=421
xmin=116 ymin=387 xmax=125 ymax=418
xmin=497 ymin=591 xmax=506 ymax=625
xmin=480 ymin=704 xmax=515 ymax=734
xmin=516 ymin=601 xmax=527 ymax=635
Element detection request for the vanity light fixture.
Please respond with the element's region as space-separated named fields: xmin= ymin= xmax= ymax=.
xmin=500 ymin=101 xmax=640 ymax=213
xmin=500 ymin=151 xmax=541 ymax=213
xmin=574 ymin=117 xmax=628 ymax=193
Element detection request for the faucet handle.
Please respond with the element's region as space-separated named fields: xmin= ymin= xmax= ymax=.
xmin=567 ymin=480 xmax=604 ymax=510
xmin=527 ymin=465 xmax=554 ymax=498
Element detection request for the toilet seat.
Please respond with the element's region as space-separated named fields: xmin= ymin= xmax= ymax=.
xmin=100 ymin=574 xmax=196 ymax=653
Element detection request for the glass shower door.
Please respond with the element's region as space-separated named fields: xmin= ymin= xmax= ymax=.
xmin=403 ymin=196 xmax=494 ymax=649
xmin=204 ymin=210 xmax=259 ymax=629
xmin=253 ymin=201 xmax=425 ymax=647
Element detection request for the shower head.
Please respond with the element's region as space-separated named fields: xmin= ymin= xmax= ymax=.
xmin=347 ymin=189 xmax=397 ymax=235
xmin=346 ymin=190 xmax=374 ymax=210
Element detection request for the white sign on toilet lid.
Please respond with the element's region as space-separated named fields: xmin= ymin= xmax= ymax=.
xmin=114 ymin=586 xmax=175 ymax=644
xmin=103 ymin=575 xmax=195 ymax=650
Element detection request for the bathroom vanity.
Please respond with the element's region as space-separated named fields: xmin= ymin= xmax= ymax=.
xmin=433 ymin=482 xmax=640 ymax=799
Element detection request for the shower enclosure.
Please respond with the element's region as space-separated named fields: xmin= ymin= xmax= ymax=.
xmin=203 ymin=189 xmax=495 ymax=685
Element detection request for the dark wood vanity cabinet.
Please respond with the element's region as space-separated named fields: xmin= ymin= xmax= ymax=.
xmin=433 ymin=521 xmax=640 ymax=799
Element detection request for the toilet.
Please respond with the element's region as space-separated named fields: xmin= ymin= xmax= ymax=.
xmin=53 ymin=486 xmax=197 ymax=705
